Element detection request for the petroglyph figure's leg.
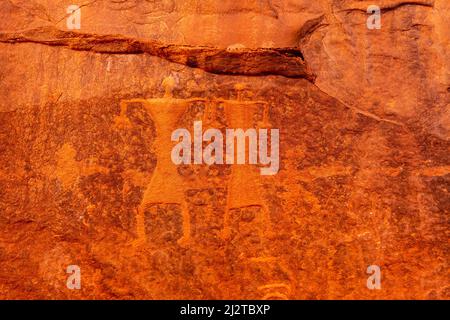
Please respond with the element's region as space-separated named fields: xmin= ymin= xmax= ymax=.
xmin=250 ymin=257 xmax=294 ymax=300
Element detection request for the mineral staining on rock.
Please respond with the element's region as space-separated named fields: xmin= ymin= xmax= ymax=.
xmin=0 ymin=1 xmax=448 ymax=299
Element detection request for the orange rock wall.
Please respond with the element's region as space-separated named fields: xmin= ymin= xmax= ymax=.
xmin=0 ymin=0 xmax=448 ymax=299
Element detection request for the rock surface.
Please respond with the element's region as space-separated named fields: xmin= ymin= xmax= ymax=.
xmin=0 ymin=0 xmax=448 ymax=299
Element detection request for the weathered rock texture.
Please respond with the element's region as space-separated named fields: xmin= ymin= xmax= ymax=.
xmin=0 ymin=0 xmax=448 ymax=299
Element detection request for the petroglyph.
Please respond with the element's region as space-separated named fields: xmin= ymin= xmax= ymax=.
xmin=115 ymin=80 xmax=281 ymax=248
xmin=217 ymin=84 xmax=272 ymax=241
xmin=116 ymin=76 xmax=207 ymax=246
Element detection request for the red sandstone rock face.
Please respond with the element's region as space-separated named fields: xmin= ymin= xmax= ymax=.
xmin=0 ymin=1 xmax=448 ymax=299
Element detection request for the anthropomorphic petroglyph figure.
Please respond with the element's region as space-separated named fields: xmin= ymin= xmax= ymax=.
xmin=218 ymin=84 xmax=271 ymax=243
xmin=215 ymin=85 xmax=294 ymax=299
xmin=116 ymin=76 xmax=206 ymax=246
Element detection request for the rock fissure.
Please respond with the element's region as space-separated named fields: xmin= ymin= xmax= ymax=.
xmin=0 ymin=26 xmax=315 ymax=81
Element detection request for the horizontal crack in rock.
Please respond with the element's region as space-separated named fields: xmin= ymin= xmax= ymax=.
xmin=0 ymin=26 xmax=315 ymax=81
xmin=336 ymin=0 xmax=434 ymax=13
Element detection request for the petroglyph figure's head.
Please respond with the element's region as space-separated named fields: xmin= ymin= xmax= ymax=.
xmin=162 ymin=76 xmax=175 ymax=98
xmin=234 ymin=83 xmax=246 ymax=100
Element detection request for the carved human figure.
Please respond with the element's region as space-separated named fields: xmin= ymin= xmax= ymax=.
xmin=116 ymin=76 xmax=206 ymax=246
xmin=218 ymin=84 xmax=271 ymax=246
